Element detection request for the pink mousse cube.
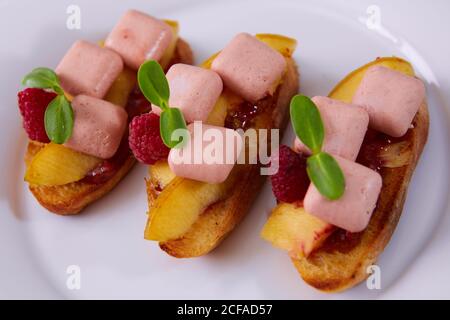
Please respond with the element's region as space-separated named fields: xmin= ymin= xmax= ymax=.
xmin=304 ymin=156 xmax=382 ymax=233
xmin=105 ymin=10 xmax=173 ymax=70
xmin=352 ymin=66 xmax=425 ymax=137
xmin=152 ymin=64 xmax=223 ymax=123
xmin=294 ymin=96 xmax=369 ymax=161
xmin=168 ymin=123 xmax=243 ymax=184
xmin=211 ymin=33 xmax=286 ymax=102
xmin=64 ymin=95 xmax=128 ymax=159
xmin=56 ymin=40 xmax=123 ymax=99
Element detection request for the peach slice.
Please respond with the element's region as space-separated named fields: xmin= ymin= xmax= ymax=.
xmin=159 ymin=20 xmax=180 ymax=69
xmin=205 ymin=94 xmax=230 ymax=127
xmin=149 ymin=160 xmax=176 ymax=190
xmin=145 ymin=172 xmax=237 ymax=242
xmin=25 ymin=143 xmax=101 ymax=186
xmin=329 ymin=57 xmax=414 ymax=102
xmin=255 ymin=33 xmax=297 ymax=58
xmin=201 ymin=52 xmax=220 ymax=70
xmin=104 ymin=67 xmax=136 ymax=107
xmin=261 ymin=203 xmax=334 ymax=258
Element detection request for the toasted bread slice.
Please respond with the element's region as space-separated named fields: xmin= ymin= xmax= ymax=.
xmin=147 ymin=58 xmax=299 ymax=258
xmin=25 ymin=39 xmax=194 ymax=215
xmin=292 ymin=57 xmax=429 ymax=292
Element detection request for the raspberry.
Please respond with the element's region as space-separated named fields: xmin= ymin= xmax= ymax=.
xmin=18 ymin=88 xmax=57 ymax=143
xmin=270 ymin=145 xmax=310 ymax=203
xmin=129 ymin=113 xmax=170 ymax=165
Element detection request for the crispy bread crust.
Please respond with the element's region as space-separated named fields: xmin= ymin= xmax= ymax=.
xmin=149 ymin=58 xmax=299 ymax=257
xmin=25 ymin=39 xmax=194 ymax=215
xmin=292 ymin=100 xmax=429 ymax=292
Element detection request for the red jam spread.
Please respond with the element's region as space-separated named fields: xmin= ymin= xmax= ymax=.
xmin=125 ymin=87 xmax=153 ymax=119
xmin=81 ymin=87 xmax=151 ymax=185
xmin=224 ymin=90 xmax=279 ymax=131
xmin=319 ymin=228 xmax=364 ymax=254
xmin=225 ymin=101 xmax=260 ymax=130
xmin=81 ymin=136 xmax=131 ymax=185
xmin=356 ymin=128 xmax=398 ymax=172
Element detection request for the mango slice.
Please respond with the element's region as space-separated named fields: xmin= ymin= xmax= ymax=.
xmin=25 ymin=143 xmax=102 ymax=186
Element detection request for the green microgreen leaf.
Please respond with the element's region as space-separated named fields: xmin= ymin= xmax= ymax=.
xmin=160 ymin=108 xmax=188 ymax=148
xmin=44 ymin=95 xmax=74 ymax=144
xmin=290 ymin=95 xmax=324 ymax=154
xmin=138 ymin=60 xmax=170 ymax=110
xmin=137 ymin=60 xmax=188 ymax=149
xmin=307 ymin=152 xmax=345 ymax=200
xmin=22 ymin=67 xmax=64 ymax=95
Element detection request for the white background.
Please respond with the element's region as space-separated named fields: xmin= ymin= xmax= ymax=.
xmin=0 ymin=0 xmax=449 ymax=299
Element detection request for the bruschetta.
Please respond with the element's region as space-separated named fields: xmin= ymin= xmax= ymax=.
xmin=20 ymin=10 xmax=193 ymax=215
xmin=139 ymin=33 xmax=299 ymax=258
xmin=261 ymin=57 xmax=429 ymax=292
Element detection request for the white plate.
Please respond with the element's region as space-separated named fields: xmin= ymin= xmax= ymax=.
xmin=1 ymin=0 xmax=449 ymax=299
